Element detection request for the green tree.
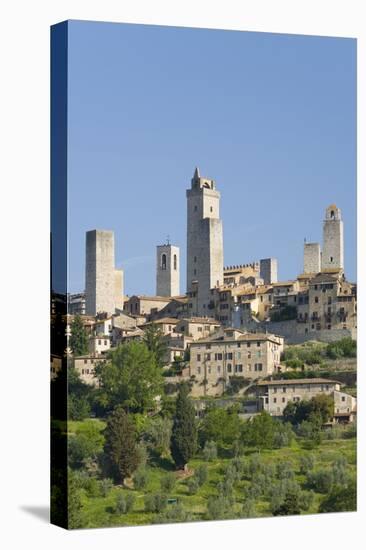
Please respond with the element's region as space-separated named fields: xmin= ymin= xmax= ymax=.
xmin=68 ymin=469 xmax=84 ymax=529
xmin=203 ymin=440 xmax=218 ymax=461
xmin=241 ymin=412 xmax=291 ymax=450
xmin=142 ymin=323 xmax=168 ymax=367
xmin=68 ymin=420 xmax=105 ymax=469
xmin=69 ymin=315 xmax=88 ymax=356
xmin=199 ymin=406 xmax=242 ymax=449
xmin=283 ymin=394 xmax=334 ymax=426
xmin=95 ymin=341 xmax=163 ymax=413
xmin=319 ymin=479 xmax=356 ymax=513
xmin=170 ymin=384 xmax=197 ymax=470
xmin=67 ymin=366 xmax=92 ymax=420
xmin=103 ymin=407 xmax=140 ymax=483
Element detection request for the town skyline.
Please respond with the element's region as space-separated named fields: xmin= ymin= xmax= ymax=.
xmin=67 ymin=21 xmax=356 ymax=295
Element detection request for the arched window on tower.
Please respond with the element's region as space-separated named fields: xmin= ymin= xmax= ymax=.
xmin=330 ymin=210 xmax=335 ymax=219
xmin=173 ymin=254 xmax=177 ymax=270
xmin=161 ymin=254 xmax=167 ymax=270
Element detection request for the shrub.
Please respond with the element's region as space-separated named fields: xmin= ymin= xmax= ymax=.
xmin=99 ymin=478 xmax=113 ymax=497
xmin=241 ymin=499 xmax=257 ymax=518
xmin=187 ymin=477 xmax=200 ymax=494
xmin=144 ymin=493 xmax=167 ymax=513
xmin=299 ymin=454 xmax=315 ymax=475
xmin=115 ymin=492 xmax=135 ymax=514
xmin=152 ymin=502 xmax=192 ymax=524
xmin=160 ymin=473 xmax=176 ymax=493
xmin=133 ymin=468 xmax=149 ymax=490
xmin=276 ymin=461 xmax=295 ymax=480
xmin=203 ymin=440 xmax=218 ymax=461
xmin=196 ymin=464 xmax=208 ymax=486
xmin=319 ymin=478 xmax=356 ymax=513
xmin=306 ymin=468 xmax=334 ymax=493
xmin=207 ymin=495 xmax=235 ymax=520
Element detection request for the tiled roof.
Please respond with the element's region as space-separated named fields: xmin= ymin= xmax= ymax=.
xmin=257 ymin=378 xmax=341 ymax=386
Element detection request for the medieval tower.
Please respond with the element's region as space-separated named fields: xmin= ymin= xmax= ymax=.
xmin=303 ymin=242 xmax=321 ymax=274
xmin=321 ymin=204 xmax=344 ymax=271
xmin=156 ymin=243 xmax=180 ymax=297
xmin=186 ymin=167 xmax=224 ymax=316
xmin=85 ymin=229 xmax=123 ymax=315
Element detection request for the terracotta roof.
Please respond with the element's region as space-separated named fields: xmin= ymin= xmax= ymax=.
xmin=145 ymin=317 xmax=180 ymax=325
xmin=310 ymin=273 xmax=338 ymax=284
xmin=257 ymin=378 xmax=341 ymax=386
xmin=129 ymin=295 xmax=172 ymax=302
xmin=183 ymin=317 xmax=221 ymax=325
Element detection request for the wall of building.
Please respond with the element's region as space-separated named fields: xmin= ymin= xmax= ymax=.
xmin=304 ymin=242 xmax=321 ymax=273
xmin=85 ymin=230 xmax=116 ymax=316
xmin=156 ymin=244 xmax=180 ymax=297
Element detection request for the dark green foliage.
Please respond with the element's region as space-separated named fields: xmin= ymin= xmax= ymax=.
xmin=68 ymin=470 xmax=84 ymax=528
xmin=241 ymin=412 xmax=294 ymax=450
xmin=319 ymin=478 xmax=357 ymax=513
xmin=67 ymin=366 xmax=92 ymax=420
xmin=68 ymin=421 xmax=104 ymax=469
xmin=199 ymin=406 xmax=242 ymax=448
xmin=160 ymin=473 xmax=176 ymax=493
xmin=95 ymin=341 xmax=163 ymax=414
xmin=272 ymin=489 xmax=301 ymax=516
xmin=202 ymin=440 xmax=218 ymax=461
xmin=69 ymin=315 xmax=88 ymax=356
xmin=103 ymin=407 xmax=140 ymax=483
xmin=270 ymin=305 xmax=297 ymax=322
xmin=306 ymin=468 xmax=334 ymax=493
xmin=133 ymin=467 xmax=149 ymax=490
xmin=283 ymin=394 xmax=334 ymax=426
xmin=144 ymin=493 xmax=167 ymax=513
xmin=143 ymin=415 xmax=173 ymax=456
xmin=142 ymin=323 xmax=168 ymax=367
xmin=170 ymin=384 xmax=197 ymax=469
xmin=326 ymin=338 xmax=356 ymax=359
xmin=115 ymin=492 xmax=135 ymax=514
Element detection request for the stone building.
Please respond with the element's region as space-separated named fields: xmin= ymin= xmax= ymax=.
xmin=321 ymin=204 xmax=344 ymax=271
xmin=156 ymin=243 xmax=180 ymax=297
xmin=85 ymin=229 xmax=124 ymax=316
xmin=223 ymin=263 xmax=260 ymax=286
xmin=186 ymin=167 xmax=224 ymax=316
xmin=68 ymin=292 xmax=86 ymax=315
xmin=303 ymin=242 xmax=321 ymax=274
xmin=188 ymin=328 xmax=284 ymax=397
xmin=257 ymin=378 xmax=356 ymax=422
xmin=124 ymin=295 xmax=172 ymax=317
xmin=260 ymin=258 xmax=278 ymax=285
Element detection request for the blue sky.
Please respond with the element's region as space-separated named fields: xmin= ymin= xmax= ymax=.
xmin=67 ymin=21 xmax=356 ymax=296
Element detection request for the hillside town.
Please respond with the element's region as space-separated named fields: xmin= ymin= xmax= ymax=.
xmin=52 ymin=168 xmax=357 ymax=423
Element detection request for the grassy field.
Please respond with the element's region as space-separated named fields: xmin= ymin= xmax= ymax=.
xmin=67 ymin=420 xmax=356 ymax=528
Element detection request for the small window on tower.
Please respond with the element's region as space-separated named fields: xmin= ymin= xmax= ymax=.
xmin=331 ymin=210 xmax=335 ymax=219
xmin=194 ymin=205 xmax=198 ymax=212
xmin=174 ymin=254 xmax=177 ymax=270
xmin=330 ymin=256 xmax=334 ymax=263
xmin=210 ymin=206 xmax=213 ymax=212
xmin=161 ymin=254 xmax=167 ymax=270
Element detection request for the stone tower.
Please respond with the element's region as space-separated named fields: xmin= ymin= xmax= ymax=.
xmin=260 ymin=258 xmax=278 ymax=284
xmin=303 ymin=242 xmax=321 ymax=274
xmin=321 ymin=204 xmax=344 ymax=271
xmin=156 ymin=243 xmax=180 ymax=297
xmin=186 ymin=167 xmax=223 ymax=315
xmin=85 ymin=229 xmax=121 ymax=316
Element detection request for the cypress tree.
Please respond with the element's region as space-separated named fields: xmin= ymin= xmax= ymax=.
xmin=69 ymin=314 xmax=88 ymax=356
xmin=170 ymin=383 xmax=197 ymax=470
xmin=103 ymin=407 xmax=140 ymax=483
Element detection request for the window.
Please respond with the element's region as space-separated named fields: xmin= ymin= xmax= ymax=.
xmin=273 ymin=397 xmax=277 ymax=403
xmin=237 ymin=352 xmax=241 ymax=359
xmin=84 ymin=359 xmax=87 ymax=364
xmin=104 ymin=340 xmax=107 ymax=345
xmin=257 ymin=342 xmax=260 ymax=347
xmin=282 ymin=387 xmax=287 ymax=393
xmin=247 ymin=342 xmax=251 ymax=348
xmin=205 ymin=353 xmax=211 ymax=361
xmin=197 ymin=354 xmax=201 ymax=362
xmin=342 ymin=396 xmax=346 ymax=402
xmin=328 ymin=296 xmax=332 ymax=305
xmin=282 ymin=397 xmax=286 ymax=403
xmin=273 ymin=388 xmax=277 ymax=394
xmin=198 ymin=326 xmax=202 ymax=332
xmin=174 ymin=254 xmax=177 ymax=270
xmin=98 ymin=340 xmax=101 ymax=345
xmin=225 ymin=352 xmax=233 ymax=360
xmin=161 ymin=253 xmax=167 ymax=270
xmin=194 ymin=205 xmax=197 ymax=212
xmin=227 ymin=364 xmax=232 ymax=373
xmin=315 ymin=296 xmax=319 ymax=303
xmin=210 ymin=206 xmax=213 ymax=212
xmin=237 ymin=343 xmax=241 ymax=348
xmin=215 ymin=353 xmax=223 ymax=361
xmin=206 ymin=344 xmax=211 ymax=350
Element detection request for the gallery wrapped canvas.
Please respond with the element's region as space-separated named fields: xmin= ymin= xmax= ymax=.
xmin=51 ymin=20 xmax=357 ymax=529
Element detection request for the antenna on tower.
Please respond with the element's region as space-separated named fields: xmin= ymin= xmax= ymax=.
xmin=166 ymin=235 xmax=170 ymax=245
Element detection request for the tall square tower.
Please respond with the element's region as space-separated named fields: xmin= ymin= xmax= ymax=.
xmin=85 ymin=229 xmax=116 ymax=316
xmin=303 ymin=242 xmax=321 ymax=274
xmin=321 ymin=204 xmax=344 ymax=271
xmin=186 ymin=167 xmax=223 ymax=315
xmin=156 ymin=244 xmax=180 ymax=297
xmin=260 ymin=258 xmax=278 ymax=284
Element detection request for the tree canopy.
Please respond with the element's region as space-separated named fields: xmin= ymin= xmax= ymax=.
xmin=95 ymin=341 xmax=163 ymax=413
xmin=69 ymin=315 xmax=88 ymax=356
xmin=170 ymin=383 xmax=197 ymax=469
